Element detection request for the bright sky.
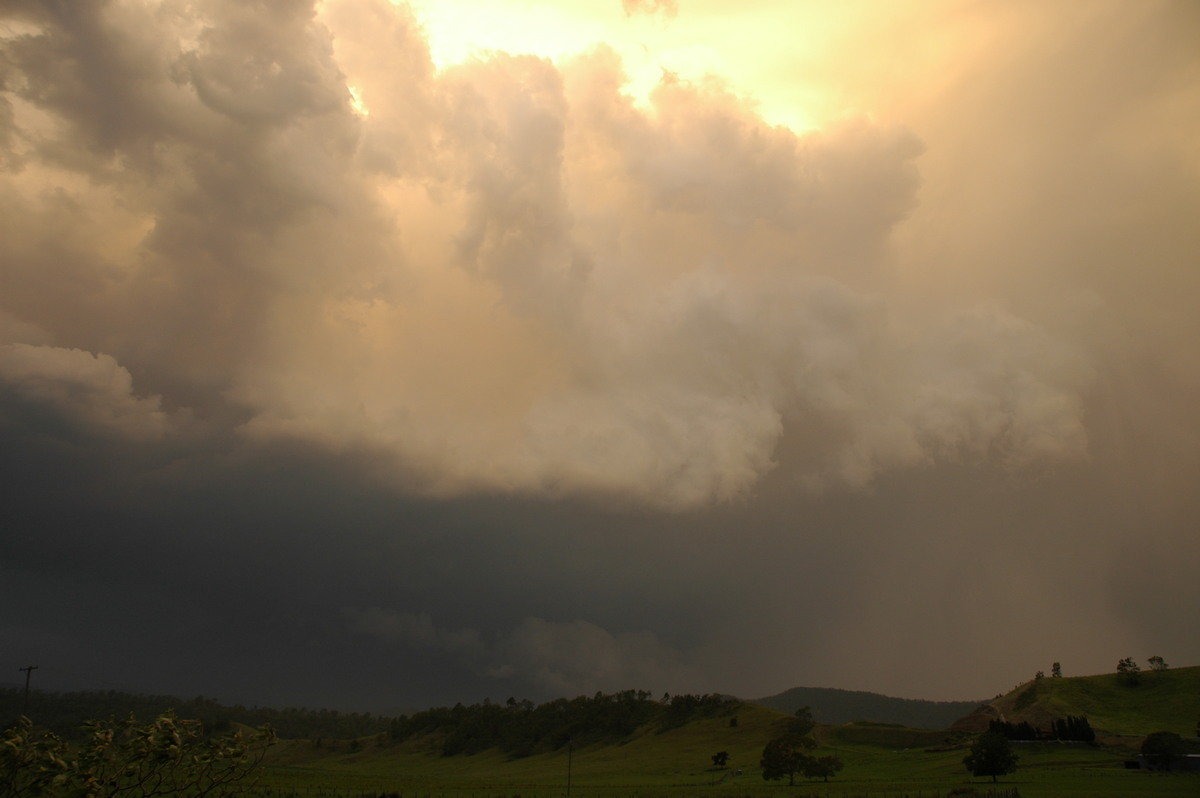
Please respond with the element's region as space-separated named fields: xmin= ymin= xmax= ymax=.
xmin=405 ymin=0 xmax=832 ymax=131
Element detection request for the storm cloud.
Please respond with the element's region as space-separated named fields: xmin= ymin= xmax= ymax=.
xmin=2 ymin=0 xmax=1198 ymax=711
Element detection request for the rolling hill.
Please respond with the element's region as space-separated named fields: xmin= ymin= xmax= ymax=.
xmin=751 ymin=685 xmax=984 ymax=729
xmin=951 ymin=664 xmax=1200 ymax=737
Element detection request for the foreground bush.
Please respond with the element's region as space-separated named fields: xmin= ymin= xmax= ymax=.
xmin=2 ymin=712 xmax=275 ymax=798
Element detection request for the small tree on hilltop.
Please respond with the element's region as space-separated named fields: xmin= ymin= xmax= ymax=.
xmin=1051 ymin=661 xmax=1062 ymax=678
xmin=963 ymin=731 xmax=1018 ymax=783
xmin=1148 ymin=655 xmax=1168 ymax=673
xmin=1117 ymin=657 xmax=1142 ymax=685
xmin=760 ymin=733 xmax=816 ymax=786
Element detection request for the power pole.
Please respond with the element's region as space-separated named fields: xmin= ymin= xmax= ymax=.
xmin=19 ymin=665 xmax=38 ymax=717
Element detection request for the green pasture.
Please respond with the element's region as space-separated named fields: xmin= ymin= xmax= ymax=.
xmin=997 ymin=666 xmax=1200 ymax=738
xmin=257 ymin=702 xmax=1198 ymax=798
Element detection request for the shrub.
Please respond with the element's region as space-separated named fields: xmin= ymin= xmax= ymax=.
xmin=1 ymin=712 xmax=274 ymax=798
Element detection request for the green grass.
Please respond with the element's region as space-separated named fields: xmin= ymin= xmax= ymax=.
xmin=257 ymin=698 xmax=1200 ymax=798
xmin=997 ymin=666 xmax=1200 ymax=737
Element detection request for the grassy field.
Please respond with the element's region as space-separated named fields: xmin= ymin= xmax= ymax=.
xmin=988 ymin=665 xmax=1200 ymax=738
xmin=257 ymin=698 xmax=1199 ymax=798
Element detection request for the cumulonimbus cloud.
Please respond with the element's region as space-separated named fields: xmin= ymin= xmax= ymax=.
xmin=0 ymin=0 xmax=1093 ymax=509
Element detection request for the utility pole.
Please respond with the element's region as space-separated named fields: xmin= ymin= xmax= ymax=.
xmin=566 ymin=738 xmax=572 ymax=798
xmin=19 ymin=665 xmax=38 ymax=717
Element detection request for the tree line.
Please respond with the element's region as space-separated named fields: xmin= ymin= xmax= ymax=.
xmin=6 ymin=686 xmax=741 ymax=757
xmin=390 ymin=690 xmax=740 ymax=758
xmin=986 ymin=715 xmax=1095 ymax=742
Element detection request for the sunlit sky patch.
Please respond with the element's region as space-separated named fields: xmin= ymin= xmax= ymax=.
xmin=402 ymin=0 xmax=821 ymax=132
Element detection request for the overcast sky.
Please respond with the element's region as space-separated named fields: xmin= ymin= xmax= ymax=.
xmin=2 ymin=0 xmax=1198 ymax=714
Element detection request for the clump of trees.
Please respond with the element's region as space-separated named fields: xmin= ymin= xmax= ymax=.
xmin=987 ymin=715 xmax=1094 ymax=743
xmin=987 ymin=719 xmax=1038 ymax=741
xmin=1 ymin=712 xmax=275 ymax=798
xmin=1050 ymin=715 xmax=1096 ymax=743
xmin=759 ymin=707 xmax=843 ymax=785
xmin=963 ymin=730 xmax=1018 ymax=783
xmin=759 ymin=733 xmax=816 ymax=786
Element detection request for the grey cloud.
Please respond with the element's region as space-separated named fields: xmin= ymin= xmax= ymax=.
xmin=347 ymin=609 xmax=700 ymax=698
xmin=346 ymin=607 xmax=486 ymax=661
xmin=0 ymin=344 xmax=175 ymax=440
xmin=487 ymin=617 xmax=700 ymax=697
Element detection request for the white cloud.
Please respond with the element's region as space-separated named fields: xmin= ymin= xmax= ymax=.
xmin=0 ymin=1 xmax=1105 ymax=509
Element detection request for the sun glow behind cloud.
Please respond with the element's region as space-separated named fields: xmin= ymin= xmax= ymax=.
xmin=400 ymin=0 xmax=819 ymax=132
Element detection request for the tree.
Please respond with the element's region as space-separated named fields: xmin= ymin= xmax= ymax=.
xmin=760 ymin=733 xmax=816 ymax=786
xmin=803 ymin=754 xmax=843 ymax=782
xmin=1051 ymin=662 xmax=1063 ymax=678
xmin=1148 ymin=655 xmax=1168 ymax=673
xmin=1117 ymin=657 xmax=1142 ymax=685
xmin=789 ymin=705 xmax=816 ymax=736
xmin=1051 ymin=715 xmax=1094 ymax=743
xmin=963 ymin=731 xmax=1018 ymax=783
xmin=1 ymin=712 xmax=275 ymax=798
xmin=711 ymin=750 xmax=729 ymax=769
xmin=1142 ymin=731 xmax=1187 ymax=772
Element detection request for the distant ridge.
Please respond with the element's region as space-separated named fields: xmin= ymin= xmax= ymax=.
xmin=751 ymin=685 xmax=984 ymax=729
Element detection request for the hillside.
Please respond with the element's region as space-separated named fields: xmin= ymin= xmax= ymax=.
xmin=951 ymin=664 xmax=1200 ymax=737
xmin=265 ymin=700 xmax=792 ymax=792
xmin=752 ymin=685 xmax=983 ymax=729
xmin=262 ymin=705 xmax=1190 ymax=797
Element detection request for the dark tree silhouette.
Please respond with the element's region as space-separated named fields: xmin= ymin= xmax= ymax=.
xmin=1117 ymin=657 xmax=1142 ymax=685
xmin=1142 ymin=731 xmax=1187 ymax=771
xmin=963 ymin=731 xmax=1018 ymax=783
xmin=760 ymin=733 xmax=815 ymax=786
xmin=804 ymin=754 xmax=843 ymax=782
